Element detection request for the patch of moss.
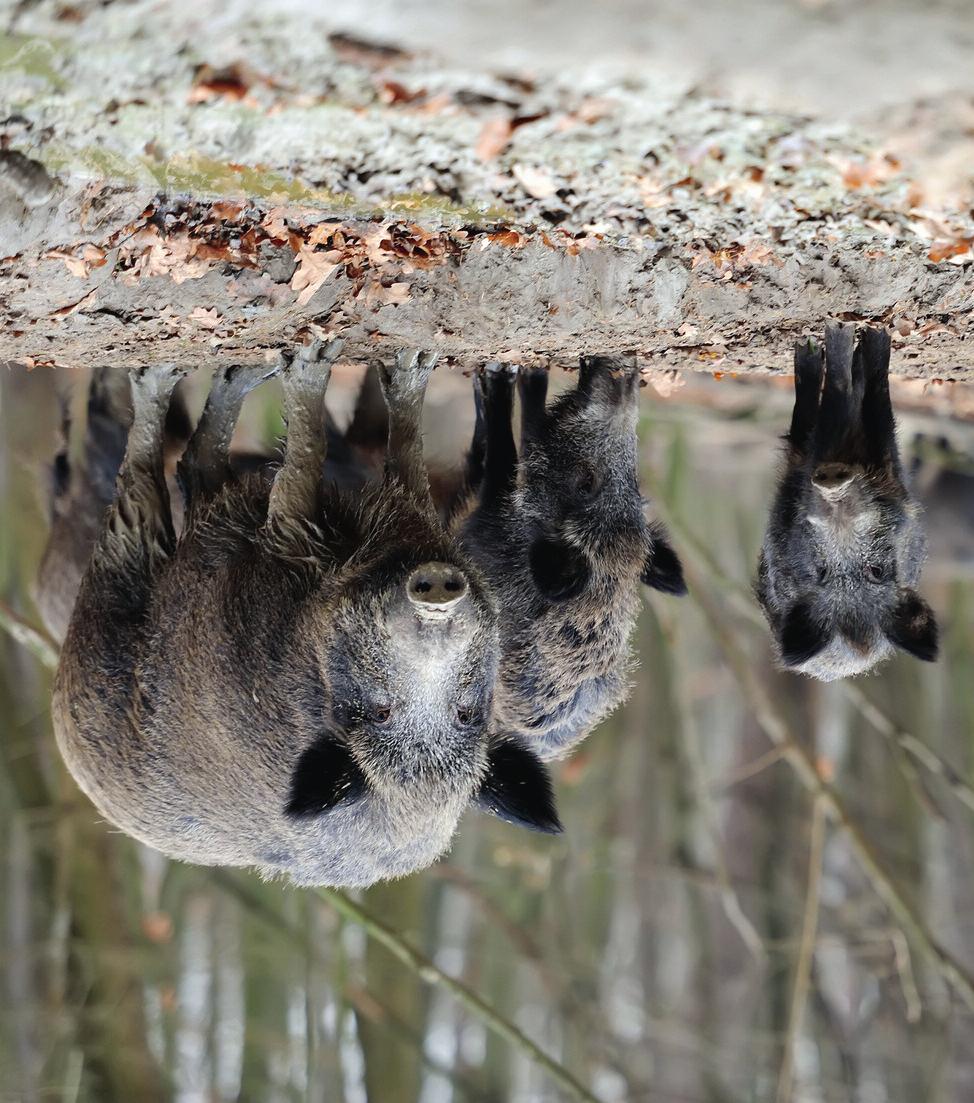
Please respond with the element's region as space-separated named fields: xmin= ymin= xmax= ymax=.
xmin=0 ymin=33 xmax=65 ymax=90
xmin=34 ymin=146 xmax=514 ymax=225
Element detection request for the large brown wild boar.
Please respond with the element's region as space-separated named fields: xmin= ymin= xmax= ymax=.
xmin=46 ymin=344 xmax=560 ymax=888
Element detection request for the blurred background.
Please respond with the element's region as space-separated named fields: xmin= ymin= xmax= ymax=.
xmin=2 ymin=362 xmax=973 ymax=1103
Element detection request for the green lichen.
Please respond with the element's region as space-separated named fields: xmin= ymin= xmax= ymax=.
xmin=34 ymin=145 xmax=511 ymax=225
xmin=0 ymin=33 xmax=65 ymax=90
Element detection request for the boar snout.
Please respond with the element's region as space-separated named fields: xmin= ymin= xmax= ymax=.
xmin=812 ymin=463 xmax=858 ymax=498
xmin=407 ymin=562 xmax=470 ymax=615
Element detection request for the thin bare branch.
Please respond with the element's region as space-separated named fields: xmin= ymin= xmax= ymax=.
xmin=314 ymin=886 xmax=602 ymax=1103
xmin=662 ymin=604 xmax=766 ymax=961
xmin=711 ymin=744 xmax=788 ymax=793
xmin=844 ymin=683 xmax=974 ymax=817
xmin=0 ymin=600 xmax=58 ymax=670
xmin=776 ymin=795 xmax=826 ymax=1103
xmin=891 ymin=929 xmax=924 ymax=1024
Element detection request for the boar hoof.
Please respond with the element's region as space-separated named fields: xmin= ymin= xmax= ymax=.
xmin=129 ymin=363 xmax=189 ymax=400
xmin=214 ymin=362 xmax=280 ymax=397
xmin=128 ymin=365 xmax=190 ymax=427
xmin=277 ymin=338 xmax=343 ymax=396
xmin=483 ymin=361 xmax=518 ymax=379
xmin=377 ymin=350 xmax=438 ymax=402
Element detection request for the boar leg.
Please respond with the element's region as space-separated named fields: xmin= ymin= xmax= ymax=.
xmin=266 ymin=339 xmax=344 ymax=528
xmin=787 ymin=338 xmax=824 ymax=455
xmin=180 ymin=364 xmax=277 ymax=511
xmin=577 ymin=355 xmax=603 ymax=398
xmin=858 ymin=326 xmax=900 ymax=471
xmin=476 ymin=362 xmax=519 ymax=509
xmin=53 ymin=366 xmax=187 ymax=785
xmin=375 ymin=349 xmax=438 ymax=510
xmin=104 ymin=364 xmax=189 ymax=569
xmin=465 ymin=373 xmax=488 ymax=493
xmin=517 ymin=366 xmax=548 ymax=458
xmin=815 ymin=322 xmax=856 ymax=460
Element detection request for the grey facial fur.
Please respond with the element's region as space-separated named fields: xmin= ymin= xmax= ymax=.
xmin=456 ymin=357 xmax=686 ymax=759
xmin=756 ymin=323 xmax=938 ymax=681
xmin=45 ymin=347 xmax=560 ymax=889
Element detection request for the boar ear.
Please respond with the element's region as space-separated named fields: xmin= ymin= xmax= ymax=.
xmin=285 ymin=735 xmax=367 ymax=817
xmin=476 ymin=737 xmax=562 ymax=834
xmin=528 ymin=536 xmax=591 ymax=603
xmin=886 ymin=590 xmax=939 ymax=662
xmin=779 ymin=600 xmax=829 ymax=667
xmin=641 ymin=533 xmax=687 ymax=596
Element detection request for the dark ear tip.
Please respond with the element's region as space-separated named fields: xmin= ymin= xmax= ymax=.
xmin=779 ymin=599 xmax=829 ymax=667
xmin=528 ymin=535 xmax=591 ymax=603
xmin=477 ymin=737 xmax=563 ymax=835
xmin=779 ymin=651 xmax=807 ymax=669
xmin=667 ymin=573 xmax=689 ymax=597
xmin=641 ymin=537 xmax=687 ymax=596
xmin=887 ymin=591 xmax=939 ymax=663
xmin=285 ymin=735 xmax=366 ymax=818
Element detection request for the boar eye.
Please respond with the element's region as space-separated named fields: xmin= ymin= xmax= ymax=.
xmin=865 ymin=562 xmax=891 ymax=583
xmin=456 ymin=707 xmax=482 ymax=727
xmin=573 ymin=467 xmax=602 ymax=499
xmin=371 ymin=707 xmax=393 ymax=725
xmin=816 ymin=565 xmax=828 ymax=584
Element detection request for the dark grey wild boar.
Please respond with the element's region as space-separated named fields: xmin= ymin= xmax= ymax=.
xmin=47 ymin=344 xmax=560 ymax=888
xmin=455 ymin=357 xmax=687 ymax=760
xmin=756 ymin=323 xmax=938 ymax=680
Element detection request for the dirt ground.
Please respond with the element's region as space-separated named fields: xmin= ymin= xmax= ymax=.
xmin=2 ymin=0 xmax=973 ymax=377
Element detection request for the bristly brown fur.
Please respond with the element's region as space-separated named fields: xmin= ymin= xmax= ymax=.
xmin=43 ymin=351 xmax=559 ymax=888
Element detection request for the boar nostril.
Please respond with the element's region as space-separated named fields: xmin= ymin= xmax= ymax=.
xmin=407 ymin=562 xmax=470 ymax=612
xmin=812 ymin=463 xmax=856 ymax=491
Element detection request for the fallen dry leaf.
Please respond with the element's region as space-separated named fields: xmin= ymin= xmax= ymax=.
xmin=487 ymin=230 xmax=523 ymax=248
xmin=928 ymin=238 xmax=972 ymax=263
xmin=377 ymin=79 xmax=426 ymax=105
xmin=51 ymin=287 xmax=97 ymax=318
xmin=359 ymin=280 xmax=411 ymax=307
xmin=328 ymin=31 xmax=411 ymax=68
xmin=291 ymin=246 xmax=340 ymax=305
xmin=839 ymin=153 xmax=901 ymax=190
xmin=189 ymin=62 xmax=253 ymax=104
xmin=475 ymin=116 xmax=513 ymax=162
xmin=511 ymin=163 xmax=558 ymax=200
xmin=45 ymin=249 xmax=89 ymax=278
xmin=188 ymin=306 xmax=222 ymax=329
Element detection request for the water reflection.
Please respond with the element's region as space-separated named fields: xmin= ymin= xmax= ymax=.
xmin=757 ymin=324 xmax=938 ymax=680
xmin=2 ymin=359 xmax=973 ymax=1102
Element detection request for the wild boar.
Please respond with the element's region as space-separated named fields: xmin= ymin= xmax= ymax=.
xmin=756 ymin=323 xmax=938 ymax=680
xmin=47 ymin=344 xmax=560 ymax=888
xmin=454 ymin=357 xmax=687 ymax=760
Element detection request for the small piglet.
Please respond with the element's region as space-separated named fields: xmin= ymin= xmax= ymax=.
xmin=47 ymin=345 xmax=559 ymax=888
xmin=456 ymin=357 xmax=686 ymax=759
xmin=756 ymin=323 xmax=938 ymax=680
